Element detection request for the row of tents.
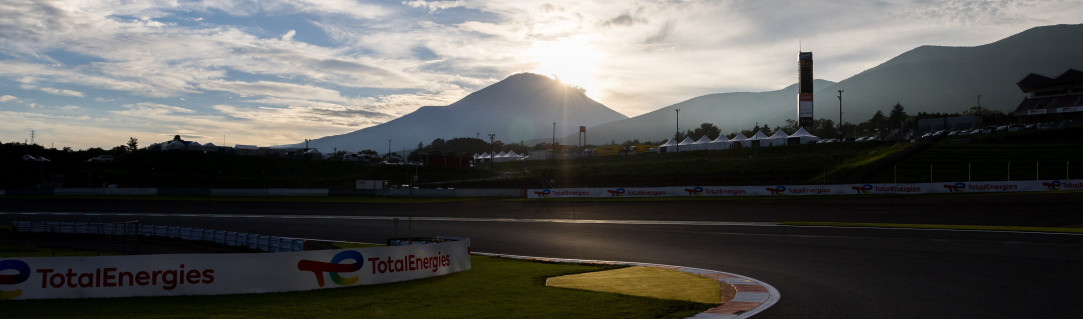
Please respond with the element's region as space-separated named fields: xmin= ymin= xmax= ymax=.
xmin=472 ymin=150 xmax=526 ymax=162
xmin=470 ymin=127 xmax=821 ymax=161
xmin=658 ymin=127 xmax=820 ymax=152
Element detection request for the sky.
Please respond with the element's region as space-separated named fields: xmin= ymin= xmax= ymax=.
xmin=2 ymin=0 xmax=1081 ymax=150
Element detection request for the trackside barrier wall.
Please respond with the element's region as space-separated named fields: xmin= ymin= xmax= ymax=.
xmin=0 ymin=188 xmax=519 ymax=197
xmin=0 ymin=238 xmax=471 ymax=300
xmin=11 ymin=221 xmax=305 ymax=252
xmin=526 ymin=179 xmax=1083 ymax=198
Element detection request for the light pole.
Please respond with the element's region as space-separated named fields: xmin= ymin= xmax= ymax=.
xmin=837 ymin=90 xmax=844 ymax=139
xmin=387 ymin=139 xmax=392 ymax=162
xmin=552 ymin=122 xmax=556 ymax=160
xmin=675 ymin=109 xmax=681 ymax=152
xmin=487 ymin=133 xmax=495 ymax=169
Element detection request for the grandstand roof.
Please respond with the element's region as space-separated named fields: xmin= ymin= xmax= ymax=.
xmin=1017 ymin=69 xmax=1083 ymax=93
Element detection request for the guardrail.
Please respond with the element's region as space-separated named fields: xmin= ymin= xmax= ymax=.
xmin=11 ymin=221 xmax=306 ymax=252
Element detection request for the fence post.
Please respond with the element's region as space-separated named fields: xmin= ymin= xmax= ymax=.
xmin=930 ymin=164 xmax=933 ymax=183
xmin=968 ymin=163 xmax=972 ymax=182
xmin=1036 ymin=161 xmax=1040 ymax=181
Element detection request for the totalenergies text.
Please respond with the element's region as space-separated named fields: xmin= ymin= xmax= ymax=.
xmin=35 ymin=264 xmax=214 ymax=290
xmin=368 ymin=253 xmax=451 ymax=274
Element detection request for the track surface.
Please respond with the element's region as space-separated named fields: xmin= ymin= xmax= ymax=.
xmin=3 ymin=193 xmax=1083 ymax=318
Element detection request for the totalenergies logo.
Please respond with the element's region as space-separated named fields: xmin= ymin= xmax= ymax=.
xmin=0 ymin=259 xmax=31 ymax=299
xmin=297 ymin=250 xmax=364 ymax=287
xmin=852 ymin=184 xmax=873 ymax=194
xmin=533 ymin=189 xmax=552 ymax=198
xmin=684 ymin=186 xmax=704 ymax=196
xmin=1042 ymin=180 xmax=1061 ymax=191
xmin=607 ymin=188 xmax=626 ymax=197
xmin=766 ymin=186 xmax=786 ymax=196
xmin=943 ymin=182 xmax=966 ymax=192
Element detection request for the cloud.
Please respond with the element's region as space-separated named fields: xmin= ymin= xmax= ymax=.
xmin=601 ymin=12 xmax=648 ymax=27
xmin=22 ymin=84 xmax=85 ymax=97
xmin=402 ymin=1 xmax=470 ymax=12
xmin=200 ymin=80 xmax=347 ymax=103
xmin=3 ymin=0 xmax=1083 ymax=150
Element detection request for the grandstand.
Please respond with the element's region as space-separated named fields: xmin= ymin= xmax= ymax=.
xmin=1014 ymin=69 xmax=1083 ymax=119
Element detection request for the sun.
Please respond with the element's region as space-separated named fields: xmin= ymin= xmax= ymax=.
xmin=528 ymin=37 xmax=603 ymax=101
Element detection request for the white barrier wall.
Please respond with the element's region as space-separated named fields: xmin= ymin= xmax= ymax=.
xmin=0 ymin=239 xmax=470 ymax=300
xmin=527 ymin=180 xmax=1083 ymax=198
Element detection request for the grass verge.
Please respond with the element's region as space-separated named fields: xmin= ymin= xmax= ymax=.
xmin=2 ymin=255 xmax=715 ymax=319
xmin=782 ymin=221 xmax=1083 ymax=234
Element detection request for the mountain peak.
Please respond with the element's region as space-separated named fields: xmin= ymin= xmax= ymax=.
xmin=299 ymin=72 xmax=627 ymax=152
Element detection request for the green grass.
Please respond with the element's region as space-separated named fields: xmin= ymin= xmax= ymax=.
xmin=3 ymin=255 xmax=713 ymax=319
xmin=781 ymin=221 xmax=1083 ymax=234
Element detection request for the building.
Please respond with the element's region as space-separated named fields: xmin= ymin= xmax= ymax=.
xmin=1013 ymin=69 xmax=1083 ymax=121
xmin=798 ymin=52 xmax=814 ymax=128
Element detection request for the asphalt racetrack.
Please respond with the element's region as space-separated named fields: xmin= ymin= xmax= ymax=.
xmin=3 ymin=192 xmax=1083 ymax=318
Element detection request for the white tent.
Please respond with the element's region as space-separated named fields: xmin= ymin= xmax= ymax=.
xmin=707 ymin=135 xmax=732 ymax=150
xmin=495 ymin=150 xmax=522 ymax=162
xmin=691 ymin=136 xmax=712 ymax=151
xmin=658 ymin=138 xmax=678 ymax=153
xmin=676 ymin=137 xmax=696 ymax=152
xmin=766 ymin=130 xmax=789 ymax=147
xmin=748 ymin=130 xmax=769 ymax=148
xmin=788 ymin=127 xmax=821 ymax=144
xmin=166 ymin=140 xmax=187 ymax=151
xmin=730 ymin=133 xmax=749 ymax=148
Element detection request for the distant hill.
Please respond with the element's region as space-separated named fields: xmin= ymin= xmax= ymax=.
xmin=574 ymin=80 xmax=836 ymax=145
xmin=575 ymin=23 xmax=1083 ymax=145
xmin=294 ymin=73 xmax=628 ymax=153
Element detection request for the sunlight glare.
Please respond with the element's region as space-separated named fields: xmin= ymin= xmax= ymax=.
xmin=528 ymin=37 xmax=602 ymax=101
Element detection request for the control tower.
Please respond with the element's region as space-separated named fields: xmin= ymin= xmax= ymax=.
xmin=798 ymin=51 xmax=813 ymax=127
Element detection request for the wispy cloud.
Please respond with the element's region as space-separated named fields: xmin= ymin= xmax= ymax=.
xmin=0 ymin=0 xmax=1079 ymax=149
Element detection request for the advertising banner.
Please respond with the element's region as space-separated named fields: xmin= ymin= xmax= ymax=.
xmin=526 ymin=180 xmax=1083 ymax=199
xmin=1 ymin=239 xmax=470 ymax=300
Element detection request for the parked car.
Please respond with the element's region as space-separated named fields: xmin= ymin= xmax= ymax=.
xmin=86 ymin=155 xmax=113 ymax=162
xmin=1008 ymin=124 xmax=1024 ymax=132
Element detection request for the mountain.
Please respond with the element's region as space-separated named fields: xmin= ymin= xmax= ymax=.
xmin=575 ymin=80 xmax=836 ymax=145
xmin=577 ymin=23 xmax=1083 ymax=145
xmin=296 ymin=73 xmax=627 ymax=153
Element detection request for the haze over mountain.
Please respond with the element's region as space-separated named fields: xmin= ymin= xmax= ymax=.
xmin=294 ymin=73 xmax=627 ymax=153
xmin=575 ymin=23 xmax=1083 ymax=145
xmin=296 ymin=23 xmax=1083 ymax=152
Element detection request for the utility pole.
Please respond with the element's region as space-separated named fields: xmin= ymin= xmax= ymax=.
xmin=675 ymin=109 xmax=681 ymax=152
xmin=487 ymin=133 xmax=495 ymax=169
xmin=837 ymin=90 xmax=844 ymax=139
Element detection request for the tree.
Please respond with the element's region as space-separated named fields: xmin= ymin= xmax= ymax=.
xmin=126 ymin=137 xmax=138 ymax=152
xmin=689 ymin=123 xmax=722 ymax=140
xmin=889 ymin=102 xmax=908 ymax=129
